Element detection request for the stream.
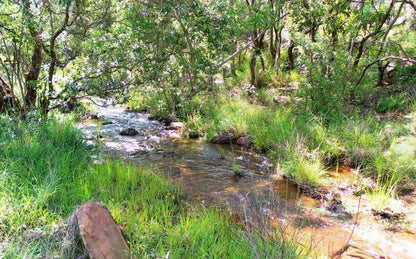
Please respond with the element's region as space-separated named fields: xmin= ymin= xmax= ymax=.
xmin=77 ymin=103 xmax=416 ymax=258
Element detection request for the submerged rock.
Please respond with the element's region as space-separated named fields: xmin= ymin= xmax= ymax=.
xmin=326 ymin=193 xmax=352 ymax=219
xmin=166 ymin=121 xmax=184 ymax=130
xmin=120 ymin=128 xmax=138 ymax=136
xmin=188 ymin=131 xmax=200 ymax=139
xmin=101 ymin=120 xmax=113 ymax=125
xmin=236 ymin=135 xmax=254 ymax=147
xmin=210 ymin=130 xmax=238 ymax=144
xmin=372 ymin=208 xmax=406 ymax=221
xmin=148 ymin=115 xmax=173 ymax=126
xmin=80 ymin=113 xmax=100 ymax=120
xmin=168 ymin=132 xmax=181 ymax=139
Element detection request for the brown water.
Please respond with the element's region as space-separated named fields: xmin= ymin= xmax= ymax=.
xmin=77 ymin=104 xmax=416 ymax=258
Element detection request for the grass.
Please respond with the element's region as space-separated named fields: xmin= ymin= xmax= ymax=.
xmin=188 ymin=86 xmax=416 ymax=200
xmin=283 ymin=153 xmax=325 ymax=188
xmin=0 ymin=115 xmax=300 ymax=258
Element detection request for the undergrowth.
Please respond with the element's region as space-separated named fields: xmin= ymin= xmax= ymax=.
xmin=193 ymin=89 xmax=415 ymax=203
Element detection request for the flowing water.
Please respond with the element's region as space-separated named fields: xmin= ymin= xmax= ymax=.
xmin=77 ymin=104 xmax=416 ymax=258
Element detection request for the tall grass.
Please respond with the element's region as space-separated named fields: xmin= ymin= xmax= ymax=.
xmin=0 ymin=116 xmax=300 ymax=258
xmin=202 ymin=95 xmax=414 ymax=194
xmin=284 ymin=154 xmax=325 ymax=187
xmin=0 ymin=116 xmax=91 ymax=257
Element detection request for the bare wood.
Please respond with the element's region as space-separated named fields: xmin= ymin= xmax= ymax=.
xmin=399 ymin=0 xmax=416 ymax=11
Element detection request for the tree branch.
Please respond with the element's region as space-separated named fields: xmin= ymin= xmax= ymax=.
xmin=400 ymin=0 xmax=416 ymax=11
xmin=214 ymin=14 xmax=287 ymax=70
xmin=214 ymin=28 xmax=268 ymax=70
xmin=357 ymin=56 xmax=416 ymax=85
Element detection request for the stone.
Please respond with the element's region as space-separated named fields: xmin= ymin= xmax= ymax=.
xmin=147 ymin=115 xmax=159 ymax=121
xmin=188 ymin=131 xmax=200 ymax=139
xmin=166 ymin=121 xmax=184 ymax=130
xmin=236 ymin=135 xmax=253 ymax=147
xmin=372 ymin=208 xmax=406 ymax=221
xmin=210 ymin=130 xmax=238 ymax=144
xmin=80 ymin=113 xmax=100 ymax=120
xmin=60 ymin=100 xmax=80 ymax=113
xmin=75 ymin=202 xmax=130 ymax=259
xmin=101 ymin=120 xmax=113 ymax=125
xmin=169 ymin=132 xmax=181 ymax=139
xmin=120 ymin=128 xmax=138 ymax=136
xmin=148 ymin=116 xmax=173 ymax=126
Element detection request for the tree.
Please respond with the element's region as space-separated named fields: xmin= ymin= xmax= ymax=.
xmin=126 ymin=0 xmax=237 ymax=117
xmin=0 ymin=0 xmax=114 ymax=115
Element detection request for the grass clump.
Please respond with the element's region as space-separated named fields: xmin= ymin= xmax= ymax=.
xmin=283 ymin=153 xmax=325 ymax=188
xmin=0 ymin=116 xmax=91 ymax=257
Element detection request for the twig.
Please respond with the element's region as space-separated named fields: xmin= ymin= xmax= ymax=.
xmin=47 ymin=95 xmax=108 ymax=111
xmin=330 ymin=195 xmax=362 ymax=258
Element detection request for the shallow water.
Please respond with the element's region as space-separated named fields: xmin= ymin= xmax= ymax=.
xmin=77 ymin=104 xmax=416 ymax=258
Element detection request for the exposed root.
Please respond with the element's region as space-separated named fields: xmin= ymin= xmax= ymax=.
xmin=283 ymin=175 xmax=331 ymax=201
xmin=372 ymin=208 xmax=406 ymax=222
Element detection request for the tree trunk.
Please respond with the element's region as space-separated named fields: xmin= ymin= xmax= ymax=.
xmin=231 ymin=40 xmax=237 ymax=77
xmin=377 ymin=62 xmax=389 ymax=85
xmin=0 ymin=75 xmax=21 ymax=112
xmin=275 ymin=26 xmax=283 ymax=75
xmin=41 ymin=5 xmax=70 ymax=113
xmin=24 ymin=34 xmax=42 ymax=108
xmin=287 ymin=40 xmax=295 ymax=71
xmin=250 ymin=28 xmax=265 ymax=86
xmin=270 ymin=27 xmax=276 ymax=64
xmin=23 ymin=0 xmax=43 ymax=109
xmin=353 ymin=0 xmax=396 ymax=68
xmin=250 ymin=51 xmax=256 ymax=85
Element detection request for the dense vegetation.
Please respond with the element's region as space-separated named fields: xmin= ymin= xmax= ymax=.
xmin=1 ymin=1 xmax=415 ymax=116
xmin=1 ymin=0 xmax=416 ymax=257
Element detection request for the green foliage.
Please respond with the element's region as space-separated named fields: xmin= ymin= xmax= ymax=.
xmin=394 ymin=64 xmax=416 ymax=84
xmin=298 ymin=50 xmax=366 ymax=118
xmin=376 ymin=93 xmax=408 ymax=113
xmin=125 ymin=0 xmax=240 ymax=118
xmin=365 ymin=154 xmax=404 ymax=212
xmin=201 ymin=95 xmax=412 ymax=185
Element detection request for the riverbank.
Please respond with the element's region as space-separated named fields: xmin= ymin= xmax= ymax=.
xmin=0 ymin=115 xmax=299 ymax=258
xmin=77 ymin=102 xmax=416 ymax=258
xmin=127 ymin=78 xmax=416 ymax=257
